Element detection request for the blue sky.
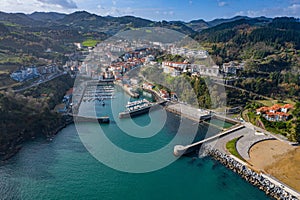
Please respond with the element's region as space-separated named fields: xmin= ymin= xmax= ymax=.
xmin=0 ymin=0 xmax=299 ymax=21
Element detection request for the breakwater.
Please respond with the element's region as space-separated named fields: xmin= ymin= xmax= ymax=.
xmin=205 ymin=147 xmax=299 ymax=200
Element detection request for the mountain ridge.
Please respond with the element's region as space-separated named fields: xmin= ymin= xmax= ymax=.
xmin=0 ymin=11 xmax=279 ymax=33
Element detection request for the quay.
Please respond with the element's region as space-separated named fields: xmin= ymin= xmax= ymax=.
xmin=166 ymin=103 xmax=212 ymax=122
xmin=71 ymin=114 xmax=110 ymax=123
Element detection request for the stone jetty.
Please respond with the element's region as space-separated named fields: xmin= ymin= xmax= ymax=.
xmin=205 ymin=147 xmax=299 ymax=200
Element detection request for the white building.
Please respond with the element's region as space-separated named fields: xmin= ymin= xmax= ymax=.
xmin=170 ymin=47 xmax=208 ymax=59
xmin=162 ymin=61 xmax=188 ymax=77
xmin=222 ymin=61 xmax=245 ymax=75
xmin=191 ymin=64 xmax=220 ymax=77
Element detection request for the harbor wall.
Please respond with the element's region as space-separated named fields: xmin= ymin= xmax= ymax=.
xmin=205 ymin=147 xmax=299 ymax=200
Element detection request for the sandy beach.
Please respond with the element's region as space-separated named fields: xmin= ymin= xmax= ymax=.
xmin=248 ymin=140 xmax=300 ymax=192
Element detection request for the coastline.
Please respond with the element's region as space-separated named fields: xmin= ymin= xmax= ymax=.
xmin=206 ymin=147 xmax=300 ymax=200
xmin=166 ymin=101 xmax=300 ymax=198
xmin=0 ymin=115 xmax=74 ymax=162
xmin=2 ymin=81 xmax=298 ymax=199
xmin=114 ymin=81 xmax=139 ymax=98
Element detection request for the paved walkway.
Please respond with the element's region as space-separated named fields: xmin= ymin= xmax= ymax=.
xmin=210 ymin=124 xmax=275 ymax=160
xmin=236 ymin=128 xmax=274 ymax=160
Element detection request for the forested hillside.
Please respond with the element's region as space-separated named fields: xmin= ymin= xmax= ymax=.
xmin=195 ymin=17 xmax=300 ymax=101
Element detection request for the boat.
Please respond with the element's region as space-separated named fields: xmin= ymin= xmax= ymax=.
xmin=97 ymin=116 xmax=110 ymax=123
xmin=119 ymin=100 xmax=166 ymax=119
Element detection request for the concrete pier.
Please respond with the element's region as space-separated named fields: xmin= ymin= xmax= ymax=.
xmin=173 ymin=145 xmax=186 ymax=157
xmin=173 ymin=124 xmax=245 ymax=156
xmin=72 ymin=114 xmax=110 ymax=123
xmin=166 ymin=103 xmax=212 ymax=122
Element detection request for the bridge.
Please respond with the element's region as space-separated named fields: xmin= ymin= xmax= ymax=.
xmin=173 ymin=124 xmax=245 ymax=156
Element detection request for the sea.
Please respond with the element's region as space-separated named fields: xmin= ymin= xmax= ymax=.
xmin=0 ymin=86 xmax=270 ymax=200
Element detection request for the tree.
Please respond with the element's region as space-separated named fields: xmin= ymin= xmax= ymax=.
xmin=295 ymin=119 xmax=300 ymax=142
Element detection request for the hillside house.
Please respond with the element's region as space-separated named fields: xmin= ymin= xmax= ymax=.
xmin=256 ymin=104 xmax=293 ymax=122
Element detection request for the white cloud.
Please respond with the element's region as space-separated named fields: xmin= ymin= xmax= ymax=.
xmin=290 ymin=0 xmax=300 ymax=3
xmin=37 ymin=0 xmax=77 ymax=9
xmin=218 ymin=1 xmax=228 ymax=7
xmin=286 ymin=3 xmax=300 ymax=14
xmin=162 ymin=10 xmax=174 ymax=16
xmin=0 ymin=0 xmax=78 ymax=13
xmin=95 ymin=4 xmax=135 ymax=16
xmin=235 ymin=3 xmax=300 ymax=18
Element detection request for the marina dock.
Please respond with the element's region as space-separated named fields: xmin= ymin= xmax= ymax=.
xmin=82 ymin=85 xmax=115 ymax=102
xmin=72 ymin=80 xmax=114 ymax=123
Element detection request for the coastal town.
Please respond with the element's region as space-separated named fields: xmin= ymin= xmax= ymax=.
xmin=51 ymin=37 xmax=299 ymax=199
xmin=5 ymin=34 xmax=300 ymax=199
xmin=0 ymin=6 xmax=299 ymax=200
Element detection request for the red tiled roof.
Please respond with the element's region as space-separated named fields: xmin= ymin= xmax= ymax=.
xmin=283 ymin=104 xmax=293 ymax=109
xmin=270 ymin=104 xmax=281 ymax=111
xmin=256 ymin=107 xmax=269 ymax=112
xmin=266 ymin=112 xmax=276 ymax=116
xmin=257 ymin=104 xmax=293 ymax=113
xmin=266 ymin=112 xmax=290 ymax=117
xmin=275 ymin=112 xmax=290 ymax=117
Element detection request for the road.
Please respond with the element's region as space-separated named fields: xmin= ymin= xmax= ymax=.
xmin=13 ymin=72 xmax=65 ymax=92
xmin=213 ymin=81 xmax=273 ymax=101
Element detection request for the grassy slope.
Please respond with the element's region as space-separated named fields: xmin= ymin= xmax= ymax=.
xmin=226 ymin=137 xmax=245 ymax=161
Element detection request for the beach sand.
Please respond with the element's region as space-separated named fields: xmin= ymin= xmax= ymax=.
xmin=248 ymin=140 xmax=300 ymax=192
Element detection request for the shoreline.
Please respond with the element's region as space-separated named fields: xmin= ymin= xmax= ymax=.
xmin=114 ymin=81 xmax=139 ymax=98
xmin=211 ymin=123 xmax=300 ymax=197
xmin=2 ymin=82 xmax=298 ymax=199
xmin=206 ymin=147 xmax=300 ymax=200
xmin=0 ymin=115 xmax=74 ymax=162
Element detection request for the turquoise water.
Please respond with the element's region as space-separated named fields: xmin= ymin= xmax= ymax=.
xmin=0 ymin=87 xmax=270 ymax=200
xmin=207 ymin=118 xmax=235 ymax=129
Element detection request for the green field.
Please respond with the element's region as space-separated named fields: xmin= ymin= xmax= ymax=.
xmin=82 ymin=39 xmax=100 ymax=47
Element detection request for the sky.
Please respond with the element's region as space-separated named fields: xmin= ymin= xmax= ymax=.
xmin=0 ymin=0 xmax=299 ymax=21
